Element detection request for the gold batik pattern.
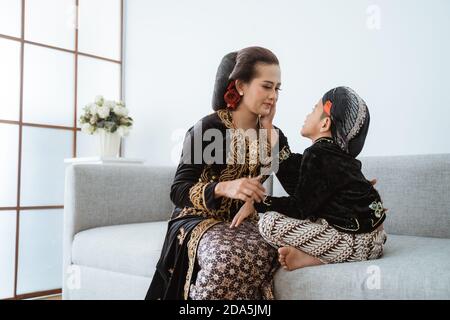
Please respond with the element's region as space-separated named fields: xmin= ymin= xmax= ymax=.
xmin=183 ymin=218 xmax=221 ymax=299
xmin=188 ymin=221 xmax=278 ymax=300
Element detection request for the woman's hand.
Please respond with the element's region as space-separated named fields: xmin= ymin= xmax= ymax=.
xmin=230 ymin=201 xmax=256 ymax=228
xmin=214 ymin=176 xmax=266 ymax=203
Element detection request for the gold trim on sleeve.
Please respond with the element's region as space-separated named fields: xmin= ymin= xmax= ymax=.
xmin=189 ymin=181 xmax=209 ymax=211
xmin=279 ymin=145 xmax=291 ymax=162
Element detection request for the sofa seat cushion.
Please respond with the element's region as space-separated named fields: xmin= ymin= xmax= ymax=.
xmin=72 ymin=221 xmax=167 ymax=277
xmin=72 ymin=223 xmax=450 ymax=299
xmin=274 ymin=234 xmax=450 ymax=299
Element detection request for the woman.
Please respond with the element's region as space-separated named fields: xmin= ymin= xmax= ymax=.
xmin=145 ymin=46 xmax=301 ymax=300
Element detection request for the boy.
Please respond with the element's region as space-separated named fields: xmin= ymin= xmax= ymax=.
xmin=231 ymin=86 xmax=387 ymax=271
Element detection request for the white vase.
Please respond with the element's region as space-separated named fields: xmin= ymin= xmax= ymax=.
xmin=98 ymin=130 xmax=121 ymax=157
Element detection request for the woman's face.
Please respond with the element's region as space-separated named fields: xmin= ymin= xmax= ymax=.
xmin=237 ymin=63 xmax=281 ymax=117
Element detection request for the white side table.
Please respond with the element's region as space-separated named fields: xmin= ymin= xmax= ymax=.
xmin=64 ymin=157 xmax=145 ymax=165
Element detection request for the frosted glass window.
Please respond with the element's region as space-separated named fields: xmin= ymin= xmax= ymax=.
xmin=17 ymin=209 xmax=63 ymax=295
xmin=76 ymin=131 xmax=100 ymax=158
xmin=0 ymin=211 xmax=16 ymax=300
xmin=0 ymin=38 xmax=21 ymax=121
xmin=20 ymin=127 xmax=72 ymax=206
xmin=23 ymin=44 xmax=75 ymax=127
xmin=25 ymin=0 xmax=75 ymax=50
xmin=0 ymin=0 xmax=21 ymax=38
xmin=77 ymin=55 xmax=120 ymax=120
xmin=78 ymin=0 xmax=121 ymax=60
xmin=0 ymin=124 xmax=19 ymax=207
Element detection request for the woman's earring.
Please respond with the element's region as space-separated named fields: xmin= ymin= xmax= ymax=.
xmin=239 ymin=92 xmax=243 ymax=96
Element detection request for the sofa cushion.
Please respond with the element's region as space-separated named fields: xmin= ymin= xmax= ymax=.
xmin=274 ymin=234 xmax=450 ymax=299
xmin=72 ymin=221 xmax=168 ymax=277
xmin=72 ymin=222 xmax=450 ymax=299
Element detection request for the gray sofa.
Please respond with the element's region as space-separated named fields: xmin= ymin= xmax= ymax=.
xmin=63 ymin=154 xmax=450 ymax=300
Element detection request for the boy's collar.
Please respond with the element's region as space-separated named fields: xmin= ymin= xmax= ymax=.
xmin=313 ymin=137 xmax=334 ymax=145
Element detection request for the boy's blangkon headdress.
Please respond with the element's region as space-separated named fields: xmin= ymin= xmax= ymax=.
xmin=322 ymin=86 xmax=370 ymax=158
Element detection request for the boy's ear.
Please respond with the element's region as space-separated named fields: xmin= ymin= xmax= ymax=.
xmin=321 ymin=117 xmax=332 ymax=132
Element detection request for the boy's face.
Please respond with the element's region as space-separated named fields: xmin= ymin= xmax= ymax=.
xmin=301 ymin=98 xmax=329 ymax=139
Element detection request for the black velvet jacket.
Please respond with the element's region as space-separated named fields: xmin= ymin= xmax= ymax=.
xmin=255 ymin=137 xmax=386 ymax=234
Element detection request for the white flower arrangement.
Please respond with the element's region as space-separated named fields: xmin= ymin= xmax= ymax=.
xmin=79 ymin=95 xmax=133 ymax=136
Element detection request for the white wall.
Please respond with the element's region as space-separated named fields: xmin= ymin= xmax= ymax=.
xmin=123 ymin=0 xmax=450 ymax=166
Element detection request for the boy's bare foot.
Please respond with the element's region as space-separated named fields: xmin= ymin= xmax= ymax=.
xmin=278 ymin=247 xmax=289 ymax=269
xmin=278 ymin=247 xmax=324 ymax=271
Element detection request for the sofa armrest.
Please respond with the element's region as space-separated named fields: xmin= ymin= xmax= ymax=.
xmin=63 ymin=163 xmax=175 ymax=298
xmin=64 ymin=164 xmax=175 ymax=236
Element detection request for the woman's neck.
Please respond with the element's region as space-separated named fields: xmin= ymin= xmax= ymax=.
xmin=230 ymin=107 xmax=259 ymax=130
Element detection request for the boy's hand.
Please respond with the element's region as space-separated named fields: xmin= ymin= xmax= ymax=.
xmin=369 ymin=178 xmax=389 ymax=213
xmin=260 ymin=105 xmax=279 ymax=149
xmin=230 ymin=201 xmax=256 ymax=228
xmin=260 ymin=104 xmax=276 ymax=129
